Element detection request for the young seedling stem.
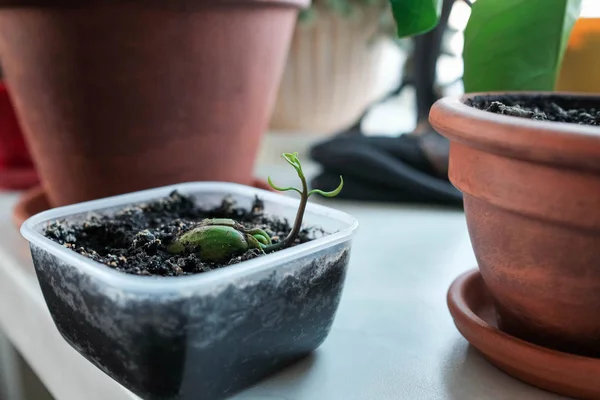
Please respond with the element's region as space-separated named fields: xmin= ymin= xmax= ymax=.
xmin=167 ymin=152 xmax=343 ymax=262
xmin=265 ymin=152 xmax=343 ymax=252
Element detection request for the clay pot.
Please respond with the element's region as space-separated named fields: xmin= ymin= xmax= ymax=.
xmin=0 ymin=80 xmax=40 ymax=190
xmin=0 ymin=81 xmax=33 ymax=168
xmin=0 ymin=0 xmax=307 ymax=207
xmin=430 ymin=92 xmax=600 ymax=357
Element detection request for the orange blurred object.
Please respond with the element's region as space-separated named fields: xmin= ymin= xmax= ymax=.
xmin=557 ymin=17 xmax=600 ymax=93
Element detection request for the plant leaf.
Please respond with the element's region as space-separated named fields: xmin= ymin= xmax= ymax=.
xmin=281 ymin=152 xmax=305 ymax=179
xmin=308 ymin=176 xmax=344 ymax=198
xmin=389 ymin=0 xmax=442 ymax=38
xmin=267 ymin=176 xmax=302 ymax=195
xmin=463 ymin=0 xmax=582 ymax=92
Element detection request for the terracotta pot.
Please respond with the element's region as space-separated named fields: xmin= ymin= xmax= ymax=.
xmin=269 ymin=6 xmax=385 ymax=134
xmin=0 ymin=80 xmax=33 ymax=168
xmin=0 ymin=0 xmax=307 ymax=207
xmin=430 ymin=92 xmax=600 ymax=357
xmin=0 ymin=80 xmax=40 ymax=190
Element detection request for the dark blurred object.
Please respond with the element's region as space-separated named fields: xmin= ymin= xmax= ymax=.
xmin=310 ymin=132 xmax=462 ymax=206
xmin=309 ymin=0 xmax=460 ymax=206
xmin=0 ymin=80 xmax=39 ymax=190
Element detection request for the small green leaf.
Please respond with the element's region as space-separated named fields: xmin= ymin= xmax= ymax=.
xmin=267 ymin=176 xmax=302 ymax=194
xmin=463 ymin=0 xmax=582 ymax=92
xmin=389 ymin=0 xmax=442 ymax=38
xmin=246 ymin=234 xmax=267 ymax=253
xmin=308 ymin=176 xmax=344 ymax=198
xmin=252 ymin=233 xmax=271 ymax=246
xmin=282 ymin=152 xmax=300 ymax=168
xmin=281 ymin=152 xmax=305 ymax=179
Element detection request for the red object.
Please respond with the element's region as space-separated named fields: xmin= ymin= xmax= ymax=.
xmin=0 ymin=81 xmax=39 ymax=190
xmin=448 ymin=269 xmax=600 ymax=400
xmin=0 ymin=81 xmax=31 ymax=167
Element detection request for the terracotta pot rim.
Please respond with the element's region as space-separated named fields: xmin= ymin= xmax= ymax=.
xmin=0 ymin=0 xmax=311 ymax=9
xmin=429 ymin=91 xmax=600 ymax=171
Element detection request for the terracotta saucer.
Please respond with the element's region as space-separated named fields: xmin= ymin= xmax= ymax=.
xmin=448 ymin=269 xmax=600 ymax=400
xmin=12 ymin=179 xmax=275 ymax=229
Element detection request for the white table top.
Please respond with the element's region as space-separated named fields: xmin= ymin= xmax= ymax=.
xmin=0 ymin=134 xmax=569 ymax=400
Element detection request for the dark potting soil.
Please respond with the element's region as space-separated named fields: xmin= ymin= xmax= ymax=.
xmin=468 ymin=95 xmax=600 ymax=126
xmin=43 ymin=191 xmax=320 ymax=277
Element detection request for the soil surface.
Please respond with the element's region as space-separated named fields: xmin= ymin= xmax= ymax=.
xmin=468 ymin=95 xmax=600 ymax=126
xmin=44 ymin=191 xmax=319 ymax=277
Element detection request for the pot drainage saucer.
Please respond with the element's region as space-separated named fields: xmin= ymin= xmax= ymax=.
xmin=448 ymin=269 xmax=600 ymax=400
xmin=12 ymin=179 xmax=275 ymax=229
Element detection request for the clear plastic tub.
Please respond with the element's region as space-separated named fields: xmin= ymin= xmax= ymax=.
xmin=20 ymin=182 xmax=358 ymax=400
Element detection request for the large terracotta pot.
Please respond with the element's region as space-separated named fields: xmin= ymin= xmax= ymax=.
xmin=0 ymin=81 xmax=32 ymax=168
xmin=430 ymin=92 xmax=600 ymax=357
xmin=0 ymin=80 xmax=39 ymax=190
xmin=0 ymin=0 xmax=307 ymax=207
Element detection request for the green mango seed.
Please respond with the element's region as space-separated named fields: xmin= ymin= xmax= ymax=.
xmin=167 ymin=223 xmax=271 ymax=263
xmin=200 ymin=218 xmax=237 ymax=228
xmin=183 ymin=225 xmax=249 ymax=263
xmin=166 ymin=240 xmax=185 ymax=254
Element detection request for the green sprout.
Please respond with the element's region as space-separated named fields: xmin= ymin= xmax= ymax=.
xmin=167 ymin=152 xmax=343 ymax=263
xmin=265 ymin=152 xmax=343 ymax=251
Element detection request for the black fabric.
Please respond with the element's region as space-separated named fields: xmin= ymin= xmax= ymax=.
xmin=309 ymin=133 xmax=463 ymax=208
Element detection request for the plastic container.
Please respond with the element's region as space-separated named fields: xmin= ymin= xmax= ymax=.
xmin=20 ymin=182 xmax=358 ymax=400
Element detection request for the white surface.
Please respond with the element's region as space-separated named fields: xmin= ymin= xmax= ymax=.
xmin=0 ymin=135 xmax=570 ymax=400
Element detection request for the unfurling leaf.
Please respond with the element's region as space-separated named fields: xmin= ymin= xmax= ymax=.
xmin=267 ymin=176 xmax=302 ymax=194
xmin=308 ymin=176 xmax=344 ymax=198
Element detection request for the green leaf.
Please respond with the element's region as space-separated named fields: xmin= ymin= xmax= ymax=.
xmin=267 ymin=176 xmax=302 ymax=195
xmin=389 ymin=0 xmax=442 ymax=38
xmin=281 ymin=152 xmax=305 ymax=179
xmin=308 ymin=176 xmax=344 ymax=198
xmin=463 ymin=0 xmax=582 ymax=92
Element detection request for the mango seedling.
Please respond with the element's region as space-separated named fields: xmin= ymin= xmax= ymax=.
xmin=167 ymin=152 xmax=343 ymax=263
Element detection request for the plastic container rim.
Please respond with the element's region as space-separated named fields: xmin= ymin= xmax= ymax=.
xmin=20 ymin=181 xmax=359 ymax=292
